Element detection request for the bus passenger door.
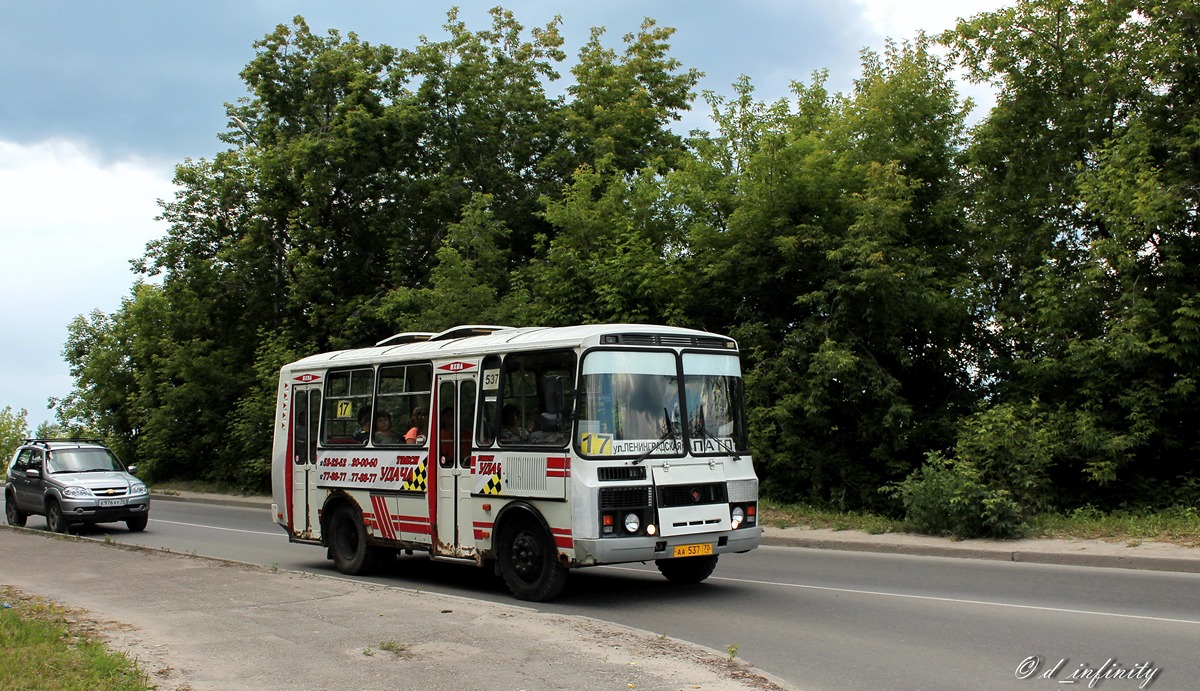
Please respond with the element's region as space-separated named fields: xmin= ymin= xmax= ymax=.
xmin=433 ymin=373 xmax=476 ymax=558
xmin=291 ymin=385 xmax=321 ymax=537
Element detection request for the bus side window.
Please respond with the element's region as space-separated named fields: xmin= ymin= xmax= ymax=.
xmin=477 ymin=355 xmax=501 ymax=446
xmin=322 ymin=368 xmax=374 ymax=446
xmin=378 ymin=363 xmax=432 ymax=446
xmin=497 ymin=350 xmax=576 ymax=447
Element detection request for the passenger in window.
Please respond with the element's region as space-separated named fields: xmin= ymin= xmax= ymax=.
xmin=354 ymin=407 xmax=372 ymax=442
xmin=528 ymin=414 xmax=564 ymax=445
xmin=500 ymin=404 xmax=529 ymax=443
xmin=405 ymin=407 xmax=428 ymax=445
xmin=374 ymin=411 xmax=401 ymax=444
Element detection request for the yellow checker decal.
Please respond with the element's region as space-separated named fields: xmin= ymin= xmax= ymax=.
xmin=481 ymin=474 xmax=504 ymax=495
xmin=402 ymin=459 xmax=428 ymax=492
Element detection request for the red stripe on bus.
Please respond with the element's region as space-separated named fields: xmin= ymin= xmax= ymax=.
xmin=551 ymin=527 xmax=572 ymax=548
xmin=371 ymin=496 xmax=397 ymax=540
xmin=546 ymin=456 xmax=571 ymax=477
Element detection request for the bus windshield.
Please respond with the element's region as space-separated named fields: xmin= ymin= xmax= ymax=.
xmin=576 ymin=350 xmax=747 ymax=458
xmin=682 ymin=352 xmax=748 ymax=455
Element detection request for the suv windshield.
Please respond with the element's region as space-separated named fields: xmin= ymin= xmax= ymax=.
xmin=575 ymin=350 xmax=748 ymax=458
xmin=46 ymin=448 xmax=123 ymax=474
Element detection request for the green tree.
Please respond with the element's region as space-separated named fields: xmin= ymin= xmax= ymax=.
xmin=944 ymin=0 xmax=1200 ymax=506
xmin=519 ymin=163 xmax=692 ymax=327
xmin=59 ymin=8 xmax=702 ymax=491
xmin=678 ymin=37 xmax=975 ymax=508
xmin=558 ymin=19 xmax=701 ymax=173
xmin=0 ymin=406 xmax=30 ymax=464
xmin=377 ymin=192 xmax=521 ymax=331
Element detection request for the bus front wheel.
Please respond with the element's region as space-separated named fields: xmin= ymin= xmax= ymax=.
xmin=499 ymin=516 xmax=566 ymax=601
xmin=328 ymin=505 xmax=383 ymax=575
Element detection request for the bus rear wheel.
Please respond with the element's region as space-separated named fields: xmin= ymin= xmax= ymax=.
xmin=328 ymin=505 xmax=384 ymax=575
xmin=656 ymin=555 xmax=719 ymax=584
xmin=499 ymin=516 xmax=566 ymax=601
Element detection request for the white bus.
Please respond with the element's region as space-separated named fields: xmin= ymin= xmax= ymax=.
xmin=270 ymin=324 xmax=760 ymax=600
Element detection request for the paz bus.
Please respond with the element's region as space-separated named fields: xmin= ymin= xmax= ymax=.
xmin=270 ymin=324 xmax=760 ymax=600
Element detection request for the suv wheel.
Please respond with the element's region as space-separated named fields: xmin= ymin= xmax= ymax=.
xmin=46 ymin=499 xmax=71 ymax=533
xmin=5 ymin=490 xmax=27 ymax=527
xmin=126 ymin=516 xmax=148 ymax=532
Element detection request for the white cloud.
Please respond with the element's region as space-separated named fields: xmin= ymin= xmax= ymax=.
xmin=852 ymin=0 xmax=1011 ymax=39
xmin=0 ymin=138 xmax=176 ymax=427
xmin=849 ymin=0 xmax=1013 ymax=121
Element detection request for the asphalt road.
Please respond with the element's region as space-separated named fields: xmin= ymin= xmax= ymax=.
xmin=8 ymin=497 xmax=1199 ymax=690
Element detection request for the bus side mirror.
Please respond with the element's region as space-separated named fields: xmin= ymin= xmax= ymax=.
xmin=543 ymin=375 xmax=565 ymax=415
xmin=541 ymin=376 xmax=567 ymax=432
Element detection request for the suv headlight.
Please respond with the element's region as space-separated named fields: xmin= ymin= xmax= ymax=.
xmin=62 ymin=486 xmax=93 ymax=498
xmin=130 ymin=483 xmax=147 ymax=496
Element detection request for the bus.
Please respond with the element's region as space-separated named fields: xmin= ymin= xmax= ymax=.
xmin=270 ymin=324 xmax=760 ymax=601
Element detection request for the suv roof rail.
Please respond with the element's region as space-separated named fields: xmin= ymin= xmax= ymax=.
xmin=23 ymin=437 xmax=105 ymax=445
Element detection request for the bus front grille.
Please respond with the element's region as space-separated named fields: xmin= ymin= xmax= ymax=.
xmin=657 ymin=483 xmax=727 ymax=507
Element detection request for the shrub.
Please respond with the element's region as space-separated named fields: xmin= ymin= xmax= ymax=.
xmin=885 ymin=403 xmax=1056 ymax=539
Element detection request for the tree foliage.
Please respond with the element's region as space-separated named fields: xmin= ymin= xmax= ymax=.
xmin=0 ymin=406 xmax=30 ymax=465
xmin=941 ymin=0 xmax=1200 ymax=516
xmin=53 ymin=2 xmax=1200 ymax=524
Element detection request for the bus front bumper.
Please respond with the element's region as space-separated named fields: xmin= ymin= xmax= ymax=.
xmin=571 ymin=526 xmax=761 ymax=566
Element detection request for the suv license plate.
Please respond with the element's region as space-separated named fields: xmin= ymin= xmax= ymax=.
xmin=98 ymin=498 xmax=126 ymax=507
xmin=673 ymin=543 xmax=713 ymax=558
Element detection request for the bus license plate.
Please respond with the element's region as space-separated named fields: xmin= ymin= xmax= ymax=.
xmin=673 ymin=543 xmax=713 ymax=558
xmin=98 ymin=498 xmax=125 ymax=507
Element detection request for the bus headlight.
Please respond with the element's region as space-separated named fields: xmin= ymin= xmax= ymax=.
xmin=624 ymin=513 xmax=641 ymax=534
xmin=731 ymin=506 xmax=745 ymax=529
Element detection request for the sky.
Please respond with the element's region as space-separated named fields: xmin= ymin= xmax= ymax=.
xmin=0 ymin=0 xmax=1010 ymax=430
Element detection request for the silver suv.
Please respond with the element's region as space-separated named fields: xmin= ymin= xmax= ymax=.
xmin=4 ymin=438 xmax=150 ymax=533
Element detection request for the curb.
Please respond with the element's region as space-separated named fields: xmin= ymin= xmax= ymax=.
xmin=150 ymin=492 xmax=270 ymax=510
xmin=760 ymin=532 xmax=1200 ymax=574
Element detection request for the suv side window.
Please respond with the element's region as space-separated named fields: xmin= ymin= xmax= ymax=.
xmin=12 ymin=449 xmax=34 ymax=473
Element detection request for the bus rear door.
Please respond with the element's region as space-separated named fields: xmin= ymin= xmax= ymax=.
xmin=432 ymin=367 xmax=477 ymax=558
xmin=290 ymin=383 xmax=322 ymax=537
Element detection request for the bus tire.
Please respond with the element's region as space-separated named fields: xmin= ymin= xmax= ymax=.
xmin=46 ymin=499 xmax=71 ymax=534
xmin=656 ymin=554 xmax=718 ymax=584
xmin=499 ymin=516 xmax=566 ymax=602
xmin=328 ymin=505 xmax=383 ymax=575
xmin=5 ymin=490 xmax=27 ymax=527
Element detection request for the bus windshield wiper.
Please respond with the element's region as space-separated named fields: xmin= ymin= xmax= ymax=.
xmin=692 ymin=405 xmax=741 ymax=460
xmin=632 ymin=407 xmax=676 ymax=465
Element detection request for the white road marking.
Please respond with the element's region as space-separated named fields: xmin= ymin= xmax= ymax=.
xmin=150 ymin=518 xmax=283 ymax=537
xmin=602 ymin=565 xmax=1200 ymax=626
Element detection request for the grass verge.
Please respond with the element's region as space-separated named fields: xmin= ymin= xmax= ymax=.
xmin=0 ymin=585 xmax=150 ymax=690
xmin=760 ymin=500 xmax=1200 ymax=546
xmin=149 ymin=479 xmax=265 ymax=497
